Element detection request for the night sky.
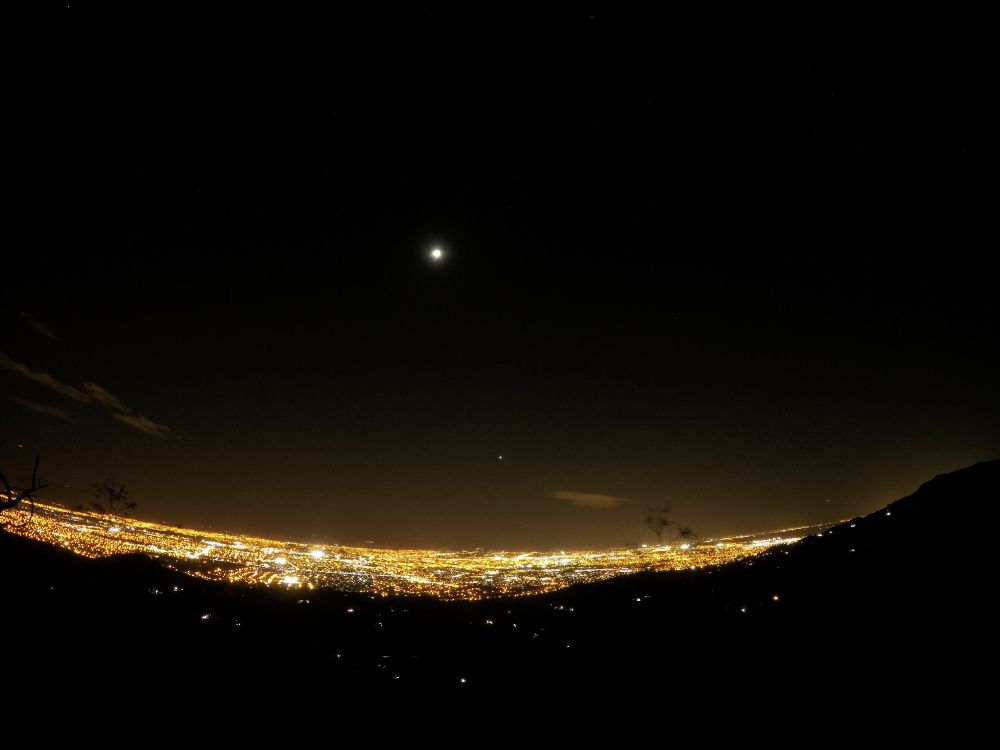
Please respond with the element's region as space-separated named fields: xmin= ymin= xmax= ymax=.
xmin=3 ymin=2 xmax=997 ymax=549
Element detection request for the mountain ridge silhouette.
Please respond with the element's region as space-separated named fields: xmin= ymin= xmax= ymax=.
xmin=3 ymin=458 xmax=992 ymax=742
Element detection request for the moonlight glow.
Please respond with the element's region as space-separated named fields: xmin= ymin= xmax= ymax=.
xmin=430 ymin=247 xmax=444 ymax=261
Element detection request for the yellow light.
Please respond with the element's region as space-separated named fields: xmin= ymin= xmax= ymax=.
xmin=3 ymin=501 xmax=836 ymax=601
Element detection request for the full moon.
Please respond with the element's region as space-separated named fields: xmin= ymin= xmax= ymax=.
xmin=430 ymin=247 xmax=444 ymax=261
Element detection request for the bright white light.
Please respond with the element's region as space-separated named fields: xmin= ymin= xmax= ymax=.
xmin=273 ymin=556 xmax=288 ymax=565
xmin=430 ymin=247 xmax=443 ymax=261
xmin=310 ymin=549 xmax=325 ymax=559
xmin=281 ymin=575 xmax=300 ymax=585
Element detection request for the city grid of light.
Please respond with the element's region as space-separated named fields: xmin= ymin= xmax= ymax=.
xmin=3 ymin=501 xmax=833 ymax=600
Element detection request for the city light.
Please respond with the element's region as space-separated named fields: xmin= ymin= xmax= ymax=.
xmin=3 ymin=501 xmax=831 ymax=600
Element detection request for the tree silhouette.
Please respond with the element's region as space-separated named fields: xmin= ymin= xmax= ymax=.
xmin=92 ymin=479 xmax=136 ymax=516
xmin=0 ymin=440 xmax=46 ymax=528
xmin=643 ymin=502 xmax=695 ymax=545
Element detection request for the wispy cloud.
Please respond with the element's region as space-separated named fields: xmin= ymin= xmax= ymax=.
xmin=0 ymin=352 xmax=90 ymax=402
xmin=84 ymin=382 xmax=174 ymax=439
xmin=82 ymin=382 xmax=131 ymax=413
xmin=110 ymin=412 xmax=173 ymax=439
xmin=9 ymin=395 xmax=72 ymax=421
xmin=0 ymin=351 xmax=173 ymax=438
xmin=551 ymin=490 xmax=633 ymax=510
xmin=19 ymin=312 xmax=60 ymax=342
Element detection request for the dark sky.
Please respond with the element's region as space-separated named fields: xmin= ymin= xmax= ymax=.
xmin=3 ymin=2 xmax=997 ymax=549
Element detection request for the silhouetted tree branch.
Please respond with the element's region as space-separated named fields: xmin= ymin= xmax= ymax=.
xmin=0 ymin=440 xmax=47 ymax=528
xmin=643 ymin=502 xmax=695 ymax=545
xmin=92 ymin=479 xmax=136 ymax=516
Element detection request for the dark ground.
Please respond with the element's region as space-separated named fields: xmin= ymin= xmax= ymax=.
xmin=3 ymin=459 xmax=993 ymax=743
xmin=2 ymin=3 xmax=995 ymax=742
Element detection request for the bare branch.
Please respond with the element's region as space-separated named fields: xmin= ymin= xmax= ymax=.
xmin=0 ymin=466 xmax=12 ymax=500
xmin=0 ymin=442 xmax=46 ymax=524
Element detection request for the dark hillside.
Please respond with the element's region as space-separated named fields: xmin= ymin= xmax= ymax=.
xmin=4 ymin=460 xmax=993 ymax=742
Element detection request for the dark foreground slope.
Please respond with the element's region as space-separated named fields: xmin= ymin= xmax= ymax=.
xmin=3 ymin=460 xmax=994 ymax=743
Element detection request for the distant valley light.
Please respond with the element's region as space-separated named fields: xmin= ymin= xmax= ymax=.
xmin=5 ymin=502 xmax=833 ymax=601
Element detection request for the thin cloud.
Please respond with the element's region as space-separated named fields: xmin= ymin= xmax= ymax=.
xmin=111 ymin=412 xmax=173 ymax=439
xmin=19 ymin=312 xmax=60 ymax=342
xmin=0 ymin=352 xmax=90 ymax=402
xmin=84 ymin=382 xmax=174 ymax=439
xmin=551 ymin=490 xmax=633 ymax=510
xmin=9 ymin=395 xmax=72 ymax=421
xmin=82 ymin=382 xmax=131 ymax=413
xmin=0 ymin=352 xmax=173 ymax=438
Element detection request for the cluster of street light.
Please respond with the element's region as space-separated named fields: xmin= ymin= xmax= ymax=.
xmin=4 ymin=502 xmax=831 ymax=599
